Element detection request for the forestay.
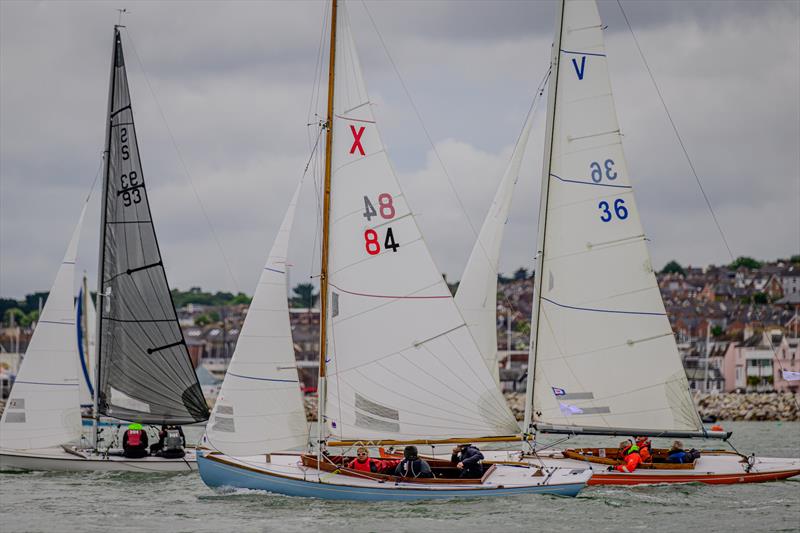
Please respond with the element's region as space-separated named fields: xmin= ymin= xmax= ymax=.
xmin=530 ymin=0 xmax=701 ymax=432
xmin=455 ymin=108 xmax=536 ymax=383
xmin=205 ymin=181 xmax=308 ymax=456
xmin=96 ymin=28 xmax=208 ymax=425
xmin=323 ymin=5 xmax=519 ymax=441
xmin=0 ymin=207 xmax=87 ymax=450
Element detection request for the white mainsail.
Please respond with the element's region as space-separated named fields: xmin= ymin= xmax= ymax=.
xmin=323 ymin=5 xmax=519 ymax=441
xmin=527 ymin=0 xmax=701 ymax=433
xmin=455 ymin=109 xmax=536 ymax=383
xmin=205 ymin=181 xmax=308 ymax=456
xmin=0 ymin=206 xmax=87 ymax=450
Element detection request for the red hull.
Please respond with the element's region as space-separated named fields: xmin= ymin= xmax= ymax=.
xmin=589 ymin=469 xmax=800 ymax=486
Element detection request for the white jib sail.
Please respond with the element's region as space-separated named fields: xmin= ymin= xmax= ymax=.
xmin=455 ymin=108 xmax=536 ymax=383
xmin=0 ymin=206 xmax=87 ymax=450
xmin=324 ymin=4 xmax=519 ymax=441
xmin=530 ymin=0 xmax=701 ymax=432
xmin=205 ymin=181 xmax=308 ymax=456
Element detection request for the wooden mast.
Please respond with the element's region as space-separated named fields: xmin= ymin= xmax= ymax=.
xmin=316 ymin=0 xmax=338 ymax=449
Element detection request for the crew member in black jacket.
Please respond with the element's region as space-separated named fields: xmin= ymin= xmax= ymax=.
xmin=451 ymin=443 xmax=484 ymax=478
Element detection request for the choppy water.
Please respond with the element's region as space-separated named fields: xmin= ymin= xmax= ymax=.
xmin=1 ymin=421 xmax=798 ymax=533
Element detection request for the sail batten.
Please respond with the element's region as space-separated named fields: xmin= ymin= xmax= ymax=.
xmin=95 ymin=29 xmax=208 ymax=425
xmin=528 ymin=0 xmax=701 ymax=434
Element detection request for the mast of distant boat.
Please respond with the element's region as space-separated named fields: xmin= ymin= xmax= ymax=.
xmin=93 ymin=25 xmax=120 ymax=449
xmin=523 ymin=0 xmax=565 ymax=434
xmin=316 ymin=0 xmax=338 ymax=459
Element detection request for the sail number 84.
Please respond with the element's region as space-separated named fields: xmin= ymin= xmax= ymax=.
xmin=363 ymin=193 xmax=400 ymax=255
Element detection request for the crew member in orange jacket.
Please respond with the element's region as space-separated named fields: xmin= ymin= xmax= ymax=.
xmin=347 ymin=447 xmax=380 ymax=472
xmin=615 ymin=441 xmax=643 ymax=473
xmin=635 ymin=436 xmax=652 ymax=463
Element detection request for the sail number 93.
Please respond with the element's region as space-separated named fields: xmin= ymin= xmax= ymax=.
xmin=119 ymin=127 xmax=142 ymax=207
xmin=363 ymin=193 xmax=400 ymax=255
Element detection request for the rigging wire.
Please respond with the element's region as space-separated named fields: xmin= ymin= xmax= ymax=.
xmin=358 ymin=0 xmax=550 ymax=338
xmin=616 ymin=1 xmax=799 ymax=412
xmin=122 ymin=28 xmax=242 ymax=293
xmin=615 ymin=0 xmax=734 ymax=262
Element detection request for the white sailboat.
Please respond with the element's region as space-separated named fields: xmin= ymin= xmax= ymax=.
xmin=0 ymin=26 xmax=209 ymax=472
xmin=197 ymin=0 xmax=591 ymax=500
xmin=446 ymin=0 xmax=800 ymax=485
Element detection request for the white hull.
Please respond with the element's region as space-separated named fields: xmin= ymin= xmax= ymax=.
xmin=479 ymin=449 xmax=800 ymax=485
xmin=198 ymin=451 xmax=591 ymax=501
xmin=0 ymin=446 xmax=196 ymax=473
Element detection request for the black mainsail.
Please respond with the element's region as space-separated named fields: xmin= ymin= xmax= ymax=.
xmin=95 ymin=28 xmax=209 ymax=425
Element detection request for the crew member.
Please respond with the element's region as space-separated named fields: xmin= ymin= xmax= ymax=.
xmin=122 ymin=423 xmax=149 ymax=459
xmin=150 ymin=424 xmax=186 ymax=459
xmin=635 ymin=436 xmax=652 ymax=463
xmin=614 ymin=440 xmax=642 ymax=473
xmin=347 ymin=447 xmax=380 ymax=473
xmin=667 ymin=440 xmax=688 ymax=463
xmin=395 ymin=446 xmax=433 ymax=478
xmin=451 ymin=443 xmax=485 ymax=478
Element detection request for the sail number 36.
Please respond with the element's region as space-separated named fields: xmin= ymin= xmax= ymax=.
xmin=363 ymin=193 xmax=400 ymax=255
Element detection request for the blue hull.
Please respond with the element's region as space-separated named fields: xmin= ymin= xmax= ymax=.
xmin=197 ymin=453 xmax=585 ymax=501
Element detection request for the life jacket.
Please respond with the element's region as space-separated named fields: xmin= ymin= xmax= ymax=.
xmin=348 ymin=458 xmax=376 ymax=473
xmin=399 ymin=458 xmax=431 ymax=478
xmin=164 ymin=429 xmax=182 ymax=451
xmin=615 ymin=447 xmax=642 ymax=473
xmin=127 ymin=429 xmax=142 ymax=447
xmin=636 ymin=439 xmax=652 ymax=462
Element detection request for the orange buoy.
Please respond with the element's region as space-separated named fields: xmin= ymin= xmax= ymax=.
xmin=711 ymin=424 xmax=724 ymax=431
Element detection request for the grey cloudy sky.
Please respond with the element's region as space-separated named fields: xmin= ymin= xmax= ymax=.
xmin=1 ymin=0 xmax=798 ymax=299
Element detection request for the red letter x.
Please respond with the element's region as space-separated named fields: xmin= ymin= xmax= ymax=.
xmin=349 ymin=125 xmax=365 ymax=156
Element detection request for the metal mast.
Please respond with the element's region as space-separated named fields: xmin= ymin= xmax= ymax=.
xmin=93 ymin=25 xmax=120 ymax=449
xmin=523 ymin=0 xmax=565 ymax=433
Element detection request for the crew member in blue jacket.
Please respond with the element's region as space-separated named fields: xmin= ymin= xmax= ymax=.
xmin=667 ymin=440 xmax=687 ymax=463
xmin=451 ymin=443 xmax=485 ymax=478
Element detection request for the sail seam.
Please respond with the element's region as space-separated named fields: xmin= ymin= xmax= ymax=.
xmin=541 ymin=296 xmax=666 ymax=316
xmin=550 ymin=173 xmax=631 ymax=189
xmin=560 ymin=48 xmax=606 ymax=57
xmin=13 ymin=381 xmax=78 ymax=387
xmin=227 ymin=372 xmax=298 ymax=384
xmin=328 ymin=282 xmax=450 ymax=300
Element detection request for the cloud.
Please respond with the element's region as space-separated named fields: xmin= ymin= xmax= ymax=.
xmin=1 ymin=1 xmax=797 ymax=299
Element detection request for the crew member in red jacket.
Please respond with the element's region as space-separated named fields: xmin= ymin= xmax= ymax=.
xmin=635 ymin=436 xmax=652 ymax=463
xmin=615 ymin=440 xmax=643 ymax=473
xmin=347 ymin=447 xmax=379 ymax=472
